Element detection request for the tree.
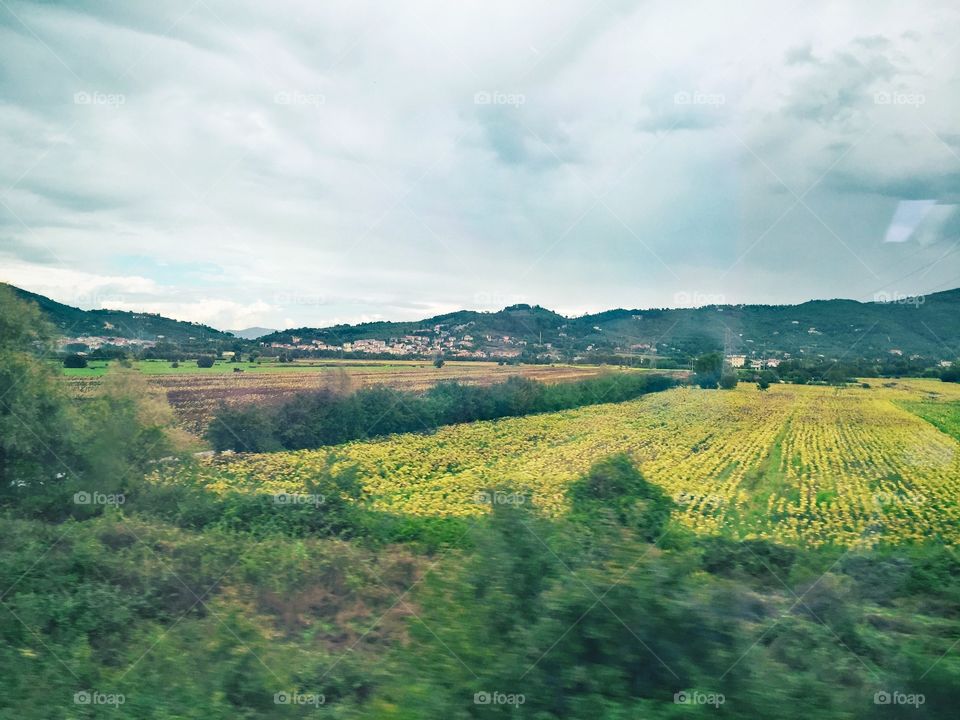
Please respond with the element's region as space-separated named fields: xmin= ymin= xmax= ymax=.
xmin=63 ymin=353 xmax=88 ymax=368
xmin=433 ymin=354 xmax=445 ymax=369
xmin=0 ymin=287 xmax=76 ymax=510
xmin=692 ymin=352 xmax=723 ymax=388
xmin=206 ymin=405 xmax=279 ymax=452
xmin=719 ymin=371 xmax=739 ymax=389
xmin=757 ymin=378 xmax=770 ymax=390
xmin=759 ymin=369 xmax=779 ymax=385
xmin=824 ymin=363 xmax=849 ymax=386
xmin=941 ymin=362 xmax=960 ymax=383
xmin=197 ymin=356 xmax=215 ymax=368
xmin=0 ymin=287 xmax=180 ymax=516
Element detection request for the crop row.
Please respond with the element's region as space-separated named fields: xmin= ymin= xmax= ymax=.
xmin=159 ymin=379 xmax=960 ymax=547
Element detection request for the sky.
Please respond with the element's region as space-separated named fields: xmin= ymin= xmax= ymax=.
xmin=1 ymin=0 xmax=959 ymax=331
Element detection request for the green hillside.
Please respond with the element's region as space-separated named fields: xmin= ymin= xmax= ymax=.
xmin=5 ymin=284 xmax=231 ymax=344
xmin=265 ymin=291 xmax=960 ymax=361
xmin=9 ymin=281 xmax=960 ymax=363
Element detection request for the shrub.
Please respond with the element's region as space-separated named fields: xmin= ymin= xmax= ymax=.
xmin=63 ymin=353 xmax=88 ymax=368
xmin=941 ymin=363 xmax=960 ymax=383
xmin=196 ymin=356 xmax=215 ymax=368
xmin=206 ymin=405 xmax=280 ymax=452
xmin=720 ymin=372 xmax=739 ymax=389
xmin=208 ymin=373 xmax=677 ymax=452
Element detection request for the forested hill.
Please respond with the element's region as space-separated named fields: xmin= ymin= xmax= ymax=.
xmin=8 ymin=281 xmax=960 ymax=361
xmin=266 ymin=289 xmax=960 ymax=360
xmin=5 ymin=284 xmax=230 ymax=343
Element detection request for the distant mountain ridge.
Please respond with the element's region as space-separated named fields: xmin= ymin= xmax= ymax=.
xmin=264 ymin=291 xmax=960 ymax=361
xmin=6 ymin=282 xmax=960 ymax=361
xmin=227 ymin=327 xmax=277 ymax=340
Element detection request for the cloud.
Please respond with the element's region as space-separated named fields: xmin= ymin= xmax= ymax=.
xmin=0 ymin=0 xmax=959 ymax=327
xmin=0 ymin=261 xmax=162 ymax=308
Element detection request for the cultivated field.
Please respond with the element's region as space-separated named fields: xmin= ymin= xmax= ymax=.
xmin=65 ymin=360 xmax=618 ymax=434
xmin=168 ymin=379 xmax=960 ymax=548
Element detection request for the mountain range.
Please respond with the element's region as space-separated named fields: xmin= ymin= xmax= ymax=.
xmin=6 ymin=282 xmax=959 ymax=362
xmin=263 ymin=290 xmax=960 ymax=361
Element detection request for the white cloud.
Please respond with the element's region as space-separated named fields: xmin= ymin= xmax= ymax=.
xmin=1 ymin=0 xmax=959 ymax=326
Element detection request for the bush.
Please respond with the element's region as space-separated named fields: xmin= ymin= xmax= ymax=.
xmin=1 ymin=286 xmax=185 ymax=518
xmin=196 ymin=356 xmax=215 ymax=368
xmin=207 ymin=405 xmax=280 ymax=452
xmin=720 ymin=372 xmax=739 ymax=389
xmin=62 ymin=353 xmax=88 ymax=368
xmin=208 ymin=373 xmax=678 ymax=452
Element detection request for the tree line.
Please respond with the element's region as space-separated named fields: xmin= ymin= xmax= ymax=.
xmin=207 ymin=372 xmax=677 ymax=452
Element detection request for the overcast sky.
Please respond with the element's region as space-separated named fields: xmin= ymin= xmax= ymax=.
xmin=1 ymin=0 xmax=959 ymax=330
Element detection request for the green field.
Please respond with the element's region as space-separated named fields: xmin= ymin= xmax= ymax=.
xmin=59 ymin=357 xmax=494 ymax=377
xmin=900 ymin=399 xmax=960 ymax=442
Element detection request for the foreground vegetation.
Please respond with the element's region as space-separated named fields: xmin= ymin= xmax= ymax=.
xmin=3 ymin=467 xmax=960 ymax=718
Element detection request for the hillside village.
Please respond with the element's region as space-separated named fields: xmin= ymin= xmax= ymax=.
xmin=268 ymin=323 xmax=529 ymax=360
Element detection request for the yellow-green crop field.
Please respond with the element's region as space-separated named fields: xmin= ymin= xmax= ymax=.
xmin=165 ymin=379 xmax=960 ymax=548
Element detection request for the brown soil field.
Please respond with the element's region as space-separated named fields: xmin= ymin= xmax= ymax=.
xmin=66 ymin=362 xmax=617 ymax=435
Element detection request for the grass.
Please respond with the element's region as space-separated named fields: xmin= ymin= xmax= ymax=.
xmin=899 ymin=399 xmax=960 ymax=442
xmin=59 ymin=358 xmax=534 ymax=377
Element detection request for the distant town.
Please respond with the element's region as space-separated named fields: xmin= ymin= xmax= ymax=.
xmin=267 ymin=323 xmax=528 ymax=360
